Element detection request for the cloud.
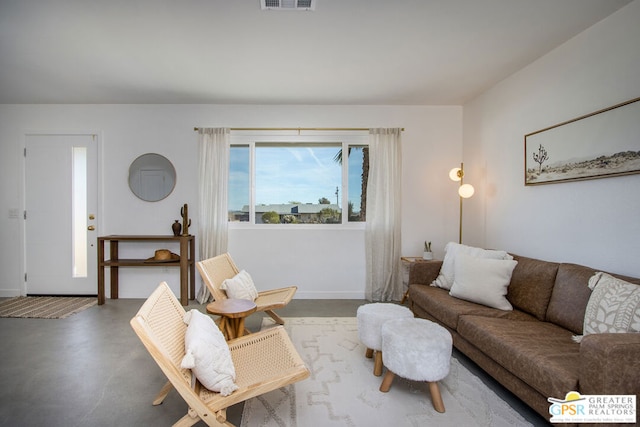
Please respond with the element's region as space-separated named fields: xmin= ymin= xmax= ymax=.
xmin=229 ymin=144 xmax=362 ymax=211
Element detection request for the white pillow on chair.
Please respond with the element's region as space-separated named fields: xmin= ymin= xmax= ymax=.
xmin=180 ymin=309 xmax=238 ymax=395
xmin=221 ymin=270 xmax=259 ymax=301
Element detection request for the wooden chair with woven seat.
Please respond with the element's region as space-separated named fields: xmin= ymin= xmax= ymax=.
xmin=197 ymin=253 xmax=297 ymax=325
xmin=130 ymin=281 xmax=309 ymax=427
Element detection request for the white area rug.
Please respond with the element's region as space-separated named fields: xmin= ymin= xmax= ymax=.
xmin=241 ymin=317 xmax=533 ymax=427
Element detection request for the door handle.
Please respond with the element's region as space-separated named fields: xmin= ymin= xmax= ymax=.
xmin=87 ymin=226 xmax=95 ymax=231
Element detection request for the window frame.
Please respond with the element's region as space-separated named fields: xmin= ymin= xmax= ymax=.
xmin=229 ymin=130 xmax=369 ymax=229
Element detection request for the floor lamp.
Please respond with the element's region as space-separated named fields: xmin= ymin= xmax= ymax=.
xmin=449 ymin=163 xmax=474 ymax=244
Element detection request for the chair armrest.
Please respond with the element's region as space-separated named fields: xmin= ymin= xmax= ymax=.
xmin=580 ymin=333 xmax=640 ymax=396
xmin=408 ymin=260 xmax=442 ymax=286
xmin=256 ymin=286 xmax=297 ymax=310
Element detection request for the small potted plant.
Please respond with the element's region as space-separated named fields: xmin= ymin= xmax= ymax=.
xmin=423 ymin=241 xmax=433 ymax=260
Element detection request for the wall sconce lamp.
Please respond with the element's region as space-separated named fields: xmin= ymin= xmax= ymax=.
xmin=449 ymin=162 xmax=474 ymax=244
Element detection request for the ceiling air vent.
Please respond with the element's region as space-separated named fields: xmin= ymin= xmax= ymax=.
xmin=261 ymin=0 xmax=316 ymax=11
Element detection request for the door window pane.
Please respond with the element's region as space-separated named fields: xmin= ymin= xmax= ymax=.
xmin=72 ymin=147 xmax=87 ymax=277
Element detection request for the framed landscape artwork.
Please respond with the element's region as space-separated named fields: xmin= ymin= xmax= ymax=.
xmin=524 ymin=97 xmax=640 ymax=185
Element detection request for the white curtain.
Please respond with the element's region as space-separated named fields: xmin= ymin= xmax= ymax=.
xmin=196 ymin=127 xmax=230 ymax=303
xmin=365 ymin=128 xmax=403 ymax=301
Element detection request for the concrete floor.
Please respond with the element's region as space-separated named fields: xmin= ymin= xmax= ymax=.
xmin=0 ymin=298 xmax=549 ymax=426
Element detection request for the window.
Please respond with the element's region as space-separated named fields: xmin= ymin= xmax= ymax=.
xmin=228 ymin=132 xmax=368 ymax=225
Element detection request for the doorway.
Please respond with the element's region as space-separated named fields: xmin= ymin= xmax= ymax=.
xmin=24 ymin=134 xmax=98 ymax=295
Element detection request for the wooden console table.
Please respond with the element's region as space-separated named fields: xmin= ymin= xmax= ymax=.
xmin=97 ymin=235 xmax=195 ymax=306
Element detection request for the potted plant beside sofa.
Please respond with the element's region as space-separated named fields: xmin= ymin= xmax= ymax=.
xmin=423 ymin=241 xmax=434 ymax=260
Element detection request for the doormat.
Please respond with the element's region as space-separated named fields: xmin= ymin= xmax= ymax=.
xmin=0 ymin=296 xmax=97 ymax=319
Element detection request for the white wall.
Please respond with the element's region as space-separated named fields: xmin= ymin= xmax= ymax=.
xmin=4 ymin=2 xmax=637 ymax=299
xmin=0 ymin=104 xmax=462 ymax=298
xmin=462 ymin=1 xmax=640 ymax=277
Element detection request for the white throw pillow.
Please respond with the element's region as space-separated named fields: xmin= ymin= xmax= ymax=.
xmin=431 ymin=242 xmax=513 ymax=290
xmin=180 ymin=309 xmax=239 ymax=395
xmin=449 ymin=252 xmax=518 ymax=311
xmin=220 ymin=270 xmax=259 ymax=301
xmin=573 ymin=272 xmax=640 ymax=343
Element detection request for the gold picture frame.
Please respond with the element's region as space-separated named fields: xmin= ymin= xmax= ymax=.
xmin=524 ymin=97 xmax=640 ymax=185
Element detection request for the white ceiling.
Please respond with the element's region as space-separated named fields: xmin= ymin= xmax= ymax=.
xmin=0 ymin=0 xmax=633 ymax=105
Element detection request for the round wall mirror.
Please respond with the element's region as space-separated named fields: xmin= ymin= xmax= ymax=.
xmin=128 ymin=153 xmax=176 ymax=202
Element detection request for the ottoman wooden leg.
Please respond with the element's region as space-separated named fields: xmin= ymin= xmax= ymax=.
xmin=373 ymin=351 xmax=383 ymax=376
xmin=379 ymin=370 xmax=395 ymax=392
xmin=365 ymin=348 xmax=374 ymax=359
xmin=428 ymin=381 xmax=445 ymax=413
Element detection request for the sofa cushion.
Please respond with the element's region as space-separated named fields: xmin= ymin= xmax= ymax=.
xmin=457 ymin=315 xmax=580 ymax=399
xmin=408 ymin=285 xmax=536 ymax=330
xmin=507 ymin=255 xmax=559 ymax=321
xmin=432 ymin=242 xmax=513 ymax=290
xmin=546 ymin=263 xmax=597 ymax=335
xmin=449 ymin=253 xmax=517 ymax=310
xmin=545 ymin=263 xmax=640 ymax=335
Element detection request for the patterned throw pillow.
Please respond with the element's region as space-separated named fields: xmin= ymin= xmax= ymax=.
xmin=573 ymin=272 xmax=640 ymax=343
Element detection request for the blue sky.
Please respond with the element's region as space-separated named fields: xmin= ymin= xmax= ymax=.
xmin=228 ymin=145 xmax=364 ymax=211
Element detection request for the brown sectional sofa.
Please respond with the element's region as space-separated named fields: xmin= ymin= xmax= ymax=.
xmin=407 ymin=254 xmax=640 ymax=422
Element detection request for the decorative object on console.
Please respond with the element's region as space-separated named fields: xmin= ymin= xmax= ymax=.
xmin=180 ymin=203 xmax=191 ymax=236
xmin=144 ymin=249 xmax=180 ymax=263
xmin=449 ymin=163 xmax=474 ymax=244
xmin=423 ymin=241 xmax=433 ymax=260
xmin=171 ymin=220 xmax=181 ymax=236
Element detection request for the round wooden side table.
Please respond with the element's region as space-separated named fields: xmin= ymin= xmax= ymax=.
xmin=206 ymin=299 xmax=257 ymax=340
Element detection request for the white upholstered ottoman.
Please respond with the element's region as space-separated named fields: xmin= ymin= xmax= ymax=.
xmin=356 ymin=303 xmax=413 ymax=376
xmin=379 ymin=317 xmax=452 ymax=413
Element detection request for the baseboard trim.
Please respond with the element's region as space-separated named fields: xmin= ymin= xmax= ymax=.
xmin=0 ymin=289 xmax=22 ymax=298
xmin=294 ymin=290 xmax=365 ymax=299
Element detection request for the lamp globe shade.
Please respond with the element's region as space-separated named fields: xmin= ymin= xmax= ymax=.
xmin=449 ymin=167 xmax=462 ymax=182
xmin=458 ymin=183 xmax=475 ymax=198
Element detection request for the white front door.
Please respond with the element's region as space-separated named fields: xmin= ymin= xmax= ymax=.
xmin=25 ymin=134 xmax=98 ymax=295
